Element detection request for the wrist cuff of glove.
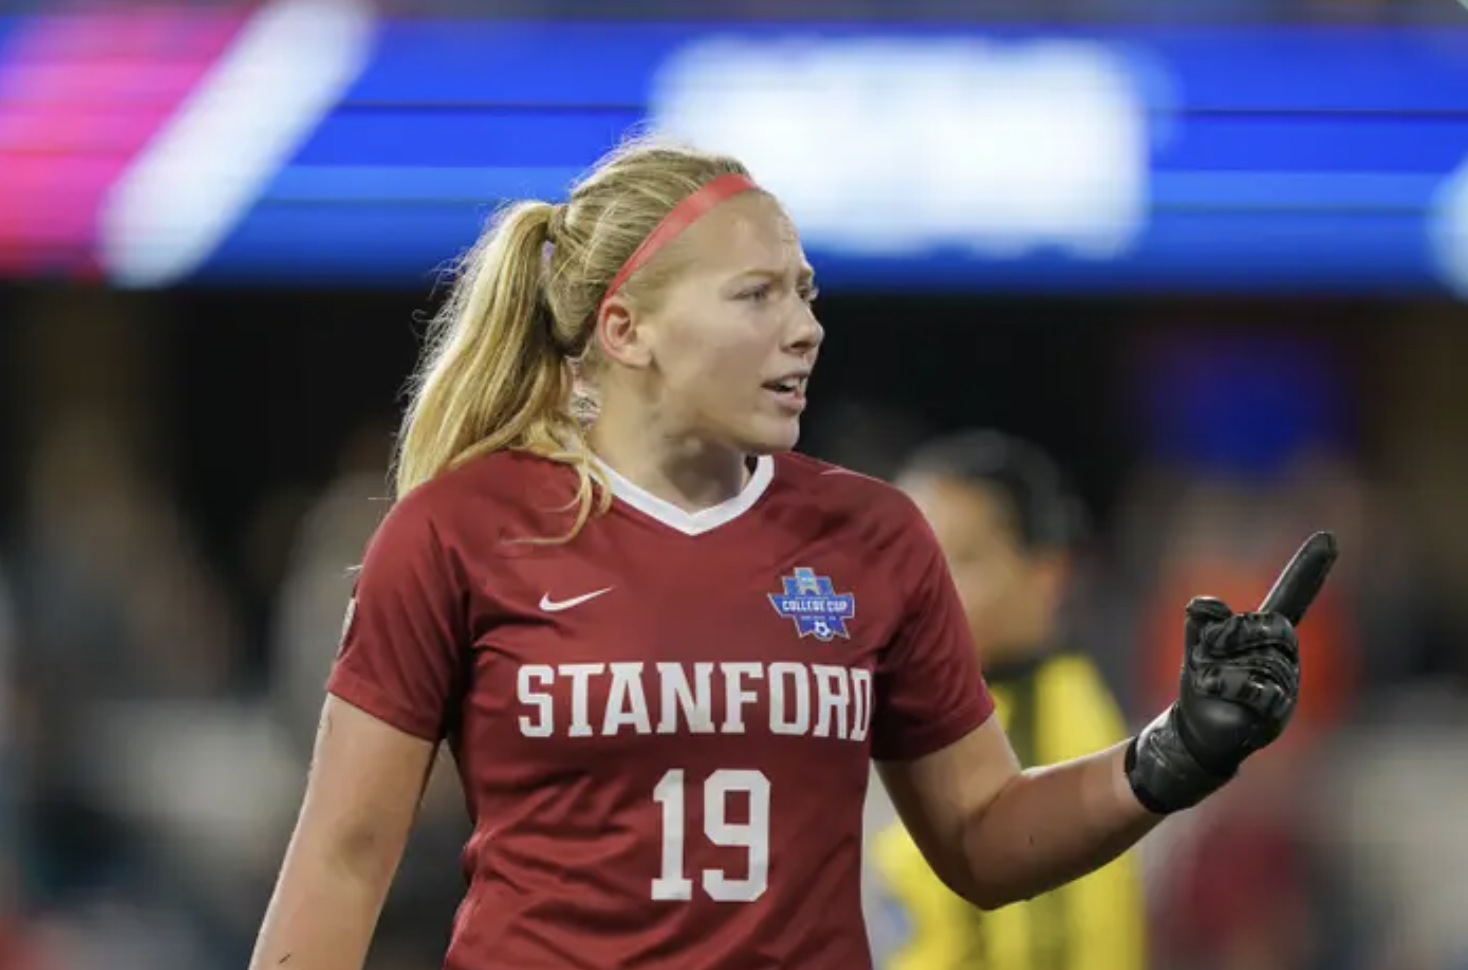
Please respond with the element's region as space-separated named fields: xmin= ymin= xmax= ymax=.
xmin=1125 ymin=707 xmax=1235 ymax=815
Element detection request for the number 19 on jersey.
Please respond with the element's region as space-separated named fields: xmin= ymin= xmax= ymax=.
xmin=652 ymin=769 xmax=771 ymax=903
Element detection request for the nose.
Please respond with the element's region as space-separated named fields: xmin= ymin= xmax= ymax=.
xmin=785 ymin=302 xmax=824 ymax=357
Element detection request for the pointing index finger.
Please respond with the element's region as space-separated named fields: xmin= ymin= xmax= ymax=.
xmin=1258 ymin=531 xmax=1339 ymax=626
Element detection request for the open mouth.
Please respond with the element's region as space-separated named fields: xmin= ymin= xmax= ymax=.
xmin=762 ymin=376 xmax=808 ymax=401
xmin=761 ymin=374 xmax=810 ymax=415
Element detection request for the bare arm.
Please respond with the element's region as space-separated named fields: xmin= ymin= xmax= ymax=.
xmin=249 ymin=695 xmax=437 ymax=970
xmin=878 ymin=717 xmax=1159 ymax=912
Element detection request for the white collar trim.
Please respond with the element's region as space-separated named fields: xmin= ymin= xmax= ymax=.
xmin=593 ymin=454 xmax=775 ymax=537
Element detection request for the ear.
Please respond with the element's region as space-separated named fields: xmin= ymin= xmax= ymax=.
xmin=596 ymin=295 xmax=654 ymax=370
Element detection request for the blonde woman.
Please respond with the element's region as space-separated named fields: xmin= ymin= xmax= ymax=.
xmin=248 ymin=140 xmax=1331 ymax=970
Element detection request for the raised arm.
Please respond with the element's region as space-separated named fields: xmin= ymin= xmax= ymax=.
xmin=877 ymin=528 xmax=1335 ymax=910
xmin=878 ymin=718 xmax=1151 ymax=910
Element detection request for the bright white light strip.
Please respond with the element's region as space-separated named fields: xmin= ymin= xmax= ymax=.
xmin=651 ymin=37 xmax=1150 ymax=261
xmin=98 ymin=0 xmax=377 ymax=288
xmin=1429 ymin=158 xmax=1468 ymax=298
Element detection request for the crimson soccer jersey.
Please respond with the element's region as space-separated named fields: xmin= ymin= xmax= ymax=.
xmin=328 ymin=449 xmax=994 ymax=970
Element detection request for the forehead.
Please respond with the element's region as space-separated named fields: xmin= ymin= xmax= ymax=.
xmin=675 ymin=191 xmax=806 ymax=273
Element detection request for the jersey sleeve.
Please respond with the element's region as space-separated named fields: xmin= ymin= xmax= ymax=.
xmin=325 ymin=496 xmax=468 ymax=742
xmin=870 ymin=504 xmax=995 ymax=762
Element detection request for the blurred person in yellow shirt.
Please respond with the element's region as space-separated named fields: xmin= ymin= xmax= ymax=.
xmin=864 ymin=430 xmax=1146 ymax=970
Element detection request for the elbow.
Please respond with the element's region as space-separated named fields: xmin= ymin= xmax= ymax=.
xmin=966 ymin=882 xmax=1037 ymax=913
xmin=935 ymin=840 xmax=1030 ymax=913
xmin=955 ymin=832 xmax=1074 ymax=913
xmin=967 ymin=888 xmax=1006 ymax=913
xmin=957 ymin=865 xmax=1026 ymax=912
xmin=950 ymin=778 xmax=1043 ymax=913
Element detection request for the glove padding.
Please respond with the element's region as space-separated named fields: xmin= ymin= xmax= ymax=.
xmin=1126 ymin=596 xmax=1301 ymax=814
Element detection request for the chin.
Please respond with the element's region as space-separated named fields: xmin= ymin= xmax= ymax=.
xmin=737 ymin=417 xmax=801 ymax=455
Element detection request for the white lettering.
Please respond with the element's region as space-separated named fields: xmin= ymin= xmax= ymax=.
xmin=720 ymin=662 xmax=764 ymax=734
xmin=517 ymin=664 xmax=555 ymax=737
xmin=812 ymin=664 xmax=850 ymax=739
xmin=515 ymin=660 xmax=877 ymax=742
xmin=768 ymin=661 xmax=810 ymax=736
xmin=560 ymin=662 xmax=605 ymax=738
xmin=850 ymin=667 xmax=873 ymax=742
xmin=603 ymin=662 xmax=652 ymax=736
xmin=658 ymin=661 xmax=715 ymax=735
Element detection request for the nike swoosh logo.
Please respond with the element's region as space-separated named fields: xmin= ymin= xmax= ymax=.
xmin=539 ymin=588 xmax=614 ymax=613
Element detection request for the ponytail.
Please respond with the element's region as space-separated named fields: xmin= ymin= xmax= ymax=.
xmin=394 ymin=201 xmax=605 ymax=539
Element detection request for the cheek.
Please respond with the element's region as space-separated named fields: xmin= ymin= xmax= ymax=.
xmin=665 ymin=315 xmax=766 ymax=385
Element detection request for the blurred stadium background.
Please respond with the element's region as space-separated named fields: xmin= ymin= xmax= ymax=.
xmin=4 ymin=0 xmax=1468 ymax=968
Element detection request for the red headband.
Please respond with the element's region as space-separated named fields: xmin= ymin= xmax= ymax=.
xmin=598 ymin=172 xmax=758 ymax=314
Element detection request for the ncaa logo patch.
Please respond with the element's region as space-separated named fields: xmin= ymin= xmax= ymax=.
xmin=768 ymin=567 xmax=856 ymax=641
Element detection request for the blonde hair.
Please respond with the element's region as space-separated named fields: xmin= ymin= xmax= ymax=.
xmin=393 ymin=139 xmax=752 ymax=540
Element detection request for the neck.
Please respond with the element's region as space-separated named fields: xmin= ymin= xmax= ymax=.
xmin=589 ymin=400 xmax=751 ymax=514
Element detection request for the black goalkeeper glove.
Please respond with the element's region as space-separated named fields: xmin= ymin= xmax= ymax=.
xmin=1125 ymin=532 xmax=1339 ymax=815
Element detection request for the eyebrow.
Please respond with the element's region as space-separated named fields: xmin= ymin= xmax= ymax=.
xmin=734 ymin=265 xmax=817 ymax=285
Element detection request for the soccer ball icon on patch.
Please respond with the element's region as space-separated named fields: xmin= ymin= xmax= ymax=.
xmin=768 ymin=567 xmax=857 ymax=641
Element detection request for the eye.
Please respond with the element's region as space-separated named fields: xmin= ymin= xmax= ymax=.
xmin=798 ymin=282 xmax=820 ymax=304
xmin=737 ymin=282 xmax=774 ymax=303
